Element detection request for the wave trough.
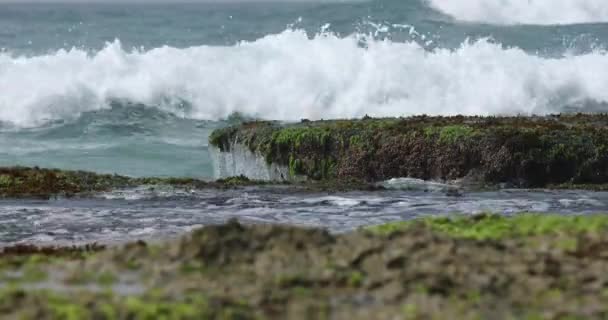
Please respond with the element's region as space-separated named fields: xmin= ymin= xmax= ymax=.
xmin=2 ymin=30 xmax=608 ymax=127
xmin=427 ymin=0 xmax=608 ymax=25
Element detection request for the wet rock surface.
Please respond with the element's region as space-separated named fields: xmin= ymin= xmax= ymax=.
xmin=4 ymin=215 xmax=608 ymax=319
xmin=0 ymin=166 xmax=380 ymax=200
xmin=0 ymin=167 xmax=274 ymax=199
xmin=209 ymin=114 xmax=608 ymax=188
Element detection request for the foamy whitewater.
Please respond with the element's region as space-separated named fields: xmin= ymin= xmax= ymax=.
xmin=3 ymin=34 xmax=608 ymax=128
xmin=1 ymin=0 xmax=608 ymax=246
xmin=428 ymin=0 xmax=608 ymax=25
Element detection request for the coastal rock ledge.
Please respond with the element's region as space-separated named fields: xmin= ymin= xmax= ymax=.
xmin=209 ymin=114 xmax=608 ymax=188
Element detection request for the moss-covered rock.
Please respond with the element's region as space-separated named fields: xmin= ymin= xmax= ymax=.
xmin=0 ymin=167 xmax=134 ymax=198
xmin=209 ymin=114 xmax=608 ymax=187
xmin=0 ymin=167 xmax=271 ymax=199
xmin=367 ymin=213 xmax=608 ymax=240
xmin=5 ymin=215 xmax=608 ymax=319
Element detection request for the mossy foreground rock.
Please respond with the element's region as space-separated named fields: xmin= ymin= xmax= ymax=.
xmin=4 ymin=214 xmax=608 ymax=319
xmin=210 ymin=114 xmax=608 ymax=187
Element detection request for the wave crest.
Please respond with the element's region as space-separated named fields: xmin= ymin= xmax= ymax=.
xmin=427 ymin=0 xmax=608 ymax=25
xmin=2 ymin=30 xmax=608 ymax=127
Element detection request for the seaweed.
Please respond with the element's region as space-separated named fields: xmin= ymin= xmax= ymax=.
xmin=0 ymin=167 xmax=273 ymax=198
xmin=209 ymin=114 xmax=608 ymax=187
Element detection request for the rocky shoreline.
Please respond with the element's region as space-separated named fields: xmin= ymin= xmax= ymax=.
xmin=3 ymin=214 xmax=608 ymax=319
xmin=0 ymin=167 xmax=276 ymax=199
xmin=3 ymin=114 xmax=608 ymax=318
xmin=210 ymin=114 xmax=608 ymax=188
xmin=0 ymin=166 xmax=385 ymax=199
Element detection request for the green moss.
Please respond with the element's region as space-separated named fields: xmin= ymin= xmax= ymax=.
xmin=0 ymin=288 xmax=254 ymax=320
xmin=5 ymin=216 xmax=608 ymax=318
xmin=349 ymin=135 xmax=363 ymax=148
xmin=555 ymin=237 xmax=578 ymax=251
xmin=209 ymin=128 xmax=233 ymax=151
xmin=347 ymin=271 xmax=364 ymax=287
xmin=0 ymin=167 xmax=278 ymax=198
xmin=291 ymin=286 xmax=313 ymax=297
xmin=208 ymin=114 xmax=608 ymax=187
xmin=423 ymin=125 xmax=477 ymax=144
xmin=214 ymin=175 xmax=267 ymax=188
xmin=98 ymin=302 xmax=119 ymax=319
xmin=367 ymin=213 xmax=608 ymax=240
xmin=273 ymin=127 xmax=330 ymax=149
xmin=49 ymin=299 xmax=89 ymax=320
xmin=437 ymin=125 xmax=476 ymax=144
xmin=289 ymin=155 xmax=303 ymax=177
xmin=423 ymin=126 xmax=439 ymax=138
xmin=97 ymin=271 xmax=118 ymax=286
xmin=124 ymin=296 xmax=198 ymax=319
xmin=465 ymin=291 xmax=482 ymax=304
xmin=402 ymin=303 xmax=419 ymax=319
xmin=0 ymin=167 xmax=134 ymax=198
xmin=0 ymin=174 xmax=12 ymax=187
xmin=275 ymin=273 xmax=312 ymax=288
xmin=22 ymin=264 xmax=48 ymax=282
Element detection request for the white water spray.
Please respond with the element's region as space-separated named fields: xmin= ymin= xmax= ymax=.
xmin=2 ymin=30 xmax=608 ymax=127
xmin=427 ymin=0 xmax=608 ymax=25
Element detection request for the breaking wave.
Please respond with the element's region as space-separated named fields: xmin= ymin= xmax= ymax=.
xmin=426 ymin=0 xmax=608 ymax=25
xmin=2 ymin=29 xmax=608 ymax=127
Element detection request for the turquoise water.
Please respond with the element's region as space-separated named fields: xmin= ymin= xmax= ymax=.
xmin=1 ymin=1 xmax=608 ymax=177
xmin=3 ymin=2 xmax=607 ymax=54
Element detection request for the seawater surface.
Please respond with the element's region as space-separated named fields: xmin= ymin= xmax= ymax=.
xmin=1 ymin=1 xmax=608 ymax=177
xmin=1 ymin=186 xmax=608 ymax=247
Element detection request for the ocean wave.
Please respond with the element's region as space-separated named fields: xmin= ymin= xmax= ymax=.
xmin=426 ymin=0 xmax=608 ymax=25
xmin=2 ymin=30 xmax=608 ymax=127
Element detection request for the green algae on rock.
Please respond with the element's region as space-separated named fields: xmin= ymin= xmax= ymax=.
xmin=367 ymin=213 xmax=608 ymax=240
xmin=0 ymin=167 xmax=134 ymax=198
xmin=0 ymin=166 xmax=380 ymax=198
xmin=209 ymin=114 xmax=608 ymax=187
xmin=0 ymin=167 xmax=272 ymax=198
xmin=5 ymin=215 xmax=608 ymax=319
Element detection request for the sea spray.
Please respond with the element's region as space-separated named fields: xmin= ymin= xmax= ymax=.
xmin=427 ymin=0 xmax=608 ymax=25
xmin=3 ymin=32 xmax=608 ymax=127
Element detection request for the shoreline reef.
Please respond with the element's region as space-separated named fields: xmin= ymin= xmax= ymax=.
xmin=210 ymin=114 xmax=608 ymax=189
xmin=3 ymin=114 xmax=608 ymax=318
xmin=0 ymin=166 xmax=382 ymax=199
xmin=6 ymin=111 xmax=608 ymax=200
xmin=3 ymin=214 xmax=608 ymax=319
xmin=0 ymin=167 xmax=273 ymax=199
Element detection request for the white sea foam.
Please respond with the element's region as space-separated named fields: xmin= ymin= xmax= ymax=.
xmin=427 ymin=0 xmax=608 ymax=25
xmin=2 ymin=30 xmax=608 ymax=127
xmin=381 ymin=177 xmax=456 ymax=192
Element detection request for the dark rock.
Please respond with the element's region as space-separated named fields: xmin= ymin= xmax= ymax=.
xmin=209 ymin=114 xmax=608 ymax=188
